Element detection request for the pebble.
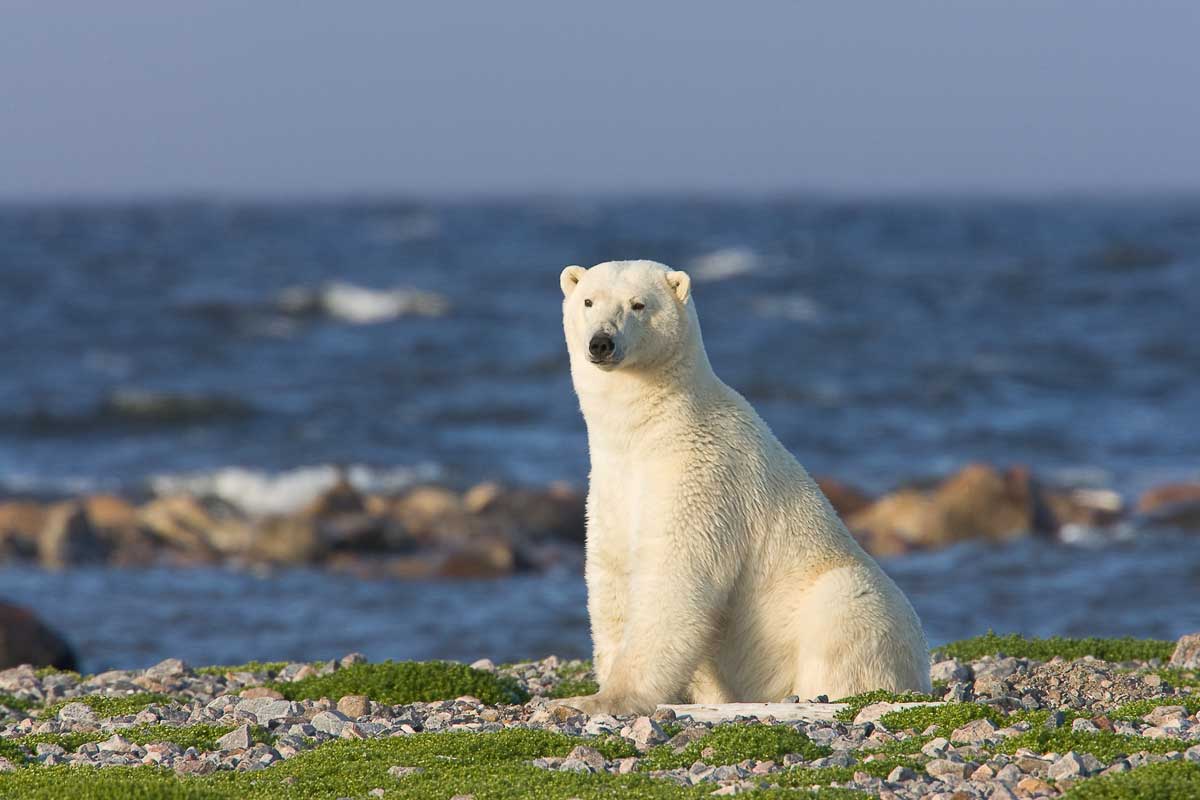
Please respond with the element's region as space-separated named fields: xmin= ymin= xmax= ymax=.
xmin=0 ymin=648 xmax=1195 ymax=800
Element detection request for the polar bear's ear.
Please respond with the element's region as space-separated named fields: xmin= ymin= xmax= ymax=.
xmin=666 ymin=270 xmax=692 ymax=304
xmin=560 ymin=265 xmax=586 ymax=297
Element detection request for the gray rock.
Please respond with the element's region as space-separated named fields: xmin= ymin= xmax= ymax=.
xmin=1170 ymin=633 xmax=1200 ymax=668
xmin=217 ymin=724 xmax=253 ymax=750
xmin=255 ymin=700 xmax=301 ymax=724
xmin=57 ymin=701 xmax=97 ymax=723
xmin=145 ymin=658 xmax=189 ymax=680
xmin=887 ymin=765 xmax=917 ymax=782
xmin=951 ymin=717 xmax=997 ymax=743
xmin=1186 ymin=745 xmax=1200 ymax=763
xmin=340 ymin=652 xmax=367 ymax=668
xmin=97 ymin=734 xmax=133 ymax=753
xmin=1048 ymin=751 xmax=1088 ymax=781
xmin=558 ymin=757 xmax=593 ymax=773
xmin=1071 ymin=717 xmax=1100 ymax=733
xmin=921 ymin=736 xmax=950 ymax=757
xmin=628 ymin=716 xmax=667 ymax=749
xmin=566 ymin=745 xmax=606 ymax=770
xmin=387 ymin=765 xmax=425 ymax=779
xmin=925 ymin=758 xmax=972 ymax=780
xmin=930 ymin=659 xmax=973 ymax=684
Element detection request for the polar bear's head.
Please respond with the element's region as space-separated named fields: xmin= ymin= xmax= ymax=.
xmin=560 ymin=260 xmax=694 ymax=373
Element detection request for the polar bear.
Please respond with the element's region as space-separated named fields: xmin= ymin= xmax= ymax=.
xmin=556 ymin=259 xmax=930 ymax=716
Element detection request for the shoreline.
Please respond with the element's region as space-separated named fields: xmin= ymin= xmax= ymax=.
xmin=1 ymin=464 xmax=1197 ymax=579
xmin=0 ymin=633 xmax=1198 ymax=798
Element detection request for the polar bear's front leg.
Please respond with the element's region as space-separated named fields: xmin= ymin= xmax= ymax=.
xmin=585 ymin=547 xmax=627 ymax=686
xmin=558 ymin=528 xmax=727 ymax=716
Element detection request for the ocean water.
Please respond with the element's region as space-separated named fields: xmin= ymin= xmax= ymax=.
xmin=3 ymin=532 xmax=1198 ymax=673
xmin=2 ymin=196 xmax=1199 ymax=503
xmin=2 ymin=196 xmax=1200 ymax=667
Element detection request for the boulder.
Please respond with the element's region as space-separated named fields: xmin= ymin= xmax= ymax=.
xmin=84 ymin=494 xmax=158 ymax=566
xmin=248 ymin=515 xmax=324 ymax=564
xmin=138 ymin=495 xmax=229 ymax=560
xmin=0 ymin=501 xmax=44 ymax=561
xmin=466 ymin=482 xmax=586 ymax=543
xmin=849 ymin=464 xmax=1048 ymax=550
xmin=1170 ymin=633 xmax=1200 ymax=669
xmin=390 ymin=486 xmax=465 ymax=539
xmin=38 ymin=503 xmax=110 ymax=568
xmin=0 ymin=602 xmax=78 ymax=670
xmin=1041 ymin=487 xmax=1124 ymax=530
xmin=437 ymin=537 xmax=516 ymax=578
xmin=1138 ymin=482 xmax=1200 ymax=513
xmin=814 ymin=476 xmax=873 ymax=519
xmin=304 ymin=477 xmax=367 ymax=518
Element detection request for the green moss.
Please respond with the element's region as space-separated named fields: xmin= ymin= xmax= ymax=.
xmin=0 ymin=694 xmax=35 ymax=713
xmin=0 ymin=728 xmax=871 ymax=799
xmin=831 ymin=690 xmax=938 ymax=723
xmin=41 ymin=693 xmax=174 ymax=719
xmin=879 ymin=702 xmax=1001 ymax=733
xmin=547 ymin=661 xmax=600 ymax=700
xmin=1108 ymin=696 xmax=1200 ymax=721
xmin=777 ymin=757 xmax=918 ymax=787
xmin=642 ymin=724 xmax=830 ymax=770
xmin=272 ymin=660 xmax=528 ymax=706
xmin=937 ymin=632 xmax=1174 ymax=663
xmin=1063 ymin=761 xmax=1200 ymax=799
xmin=996 ymin=729 xmax=1190 ymax=761
xmin=1150 ymin=667 xmax=1200 ymax=689
xmin=32 ymin=667 xmax=80 ymax=679
xmin=194 ymin=661 xmax=289 ymax=677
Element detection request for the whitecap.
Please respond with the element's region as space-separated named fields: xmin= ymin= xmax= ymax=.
xmin=277 ymin=281 xmax=449 ymax=324
xmin=148 ymin=463 xmax=442 ymax=516
xmin=751 ymin=293 xmax=822 ymax=323
xmin=689 ymin=247 xmax=760 ymax=281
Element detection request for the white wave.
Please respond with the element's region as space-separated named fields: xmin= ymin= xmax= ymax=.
xmin=149 ymin=463 xmax=442 ymax=516
xmin=752 ymin=293 xmax=822 ymax=323
xmin=689 ymin=247 xmax=760 ymax=281
xmin=277 ymin=282 xmax=449 ymax=324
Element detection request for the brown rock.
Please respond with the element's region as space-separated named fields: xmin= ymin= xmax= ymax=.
xmin=336 ymin=695 xmax=370 ymax=718
xmin=437 ymin=537 xmax=516 ymax=578
xmin=83 ymin=495 xmax=138 ymax=529
xmin=138 ymin=495 xmax=229 ymax=560
xmin=248 ymin=516 xmax=324 ymax=564
xmin=1015 ymin=776 xmax=1054 ymax=797
xmin=1171 ymin=633 xmax=1200 ymax=669
xmin=815 ymin=476 xmax=873 ymax=518
xmin=848 ymin=489 xmax=939 ymax=547
xmin=1138 ymin=483 xmax=1200 ymax=513
xmin=390 ymin=486 xmax=464 ymax=538
xmin=38 ymin=503 xmax=110 ymax=568
xmin=0 ymin=602 xmax=78 ymax=670
xmin=0 ymin=501 xmax=44 ymax=560
xmin=849 ymin=464 xmax=1048 ymax=550
xmin=933 ymin=463 xmax=1042 ymax=543
xmin=304 ymin=477 xmax=366 ymax=518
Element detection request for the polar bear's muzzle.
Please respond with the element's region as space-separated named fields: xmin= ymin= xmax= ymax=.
xmin=587 ymin=332 xmax=621 ymax=366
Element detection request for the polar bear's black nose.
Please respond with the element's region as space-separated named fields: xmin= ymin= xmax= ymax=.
xmin=588 ymin=333 xmax=615 ymax=360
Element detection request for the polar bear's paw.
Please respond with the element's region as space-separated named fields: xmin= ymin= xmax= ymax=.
xmin=549 ymin=691 xmax=656 ymax=716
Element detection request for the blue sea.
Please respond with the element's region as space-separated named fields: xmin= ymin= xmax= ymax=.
xmin=2 ymin=195 xmax=1199 ymax=669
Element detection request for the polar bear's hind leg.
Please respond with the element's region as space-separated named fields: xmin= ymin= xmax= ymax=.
xmin=790 ymin=565 xmax=930 ymax=700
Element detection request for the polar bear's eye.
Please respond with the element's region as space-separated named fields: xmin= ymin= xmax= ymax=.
xmin=631 ymin=301 xmax=645 ymax=311
xmin=584 ymin=299 xmax=593 ymax=307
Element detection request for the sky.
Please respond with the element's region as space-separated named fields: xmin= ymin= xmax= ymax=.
xmin=2 ymin=1 xmax=1198 ymax=197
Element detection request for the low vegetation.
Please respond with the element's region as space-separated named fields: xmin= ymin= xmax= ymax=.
xmin=1063 ymin=761 xmax=1200 ymax=799
xmin=936 ymin=632 xmax=1175 ymax=663
xmin=41 ymin=692 xmax=174 ymax=720
xmin=642 ymin=724 xmax=830 ymax=770
xmin=271 ymin=660 xmax=529 ymax=706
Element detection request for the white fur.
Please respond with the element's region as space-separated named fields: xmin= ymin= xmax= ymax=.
xmin=557 ymin=260 xmax=930 ymax=715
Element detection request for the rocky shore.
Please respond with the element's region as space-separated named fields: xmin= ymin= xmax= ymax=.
xmin=2 ymin=465 xmax=1199 ymax=579
xmin=0 ymin=633 xmax=1198 ymax=798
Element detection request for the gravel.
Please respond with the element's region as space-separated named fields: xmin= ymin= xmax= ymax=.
xmin=0 ymin=647 xmax=1197 ymax=798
